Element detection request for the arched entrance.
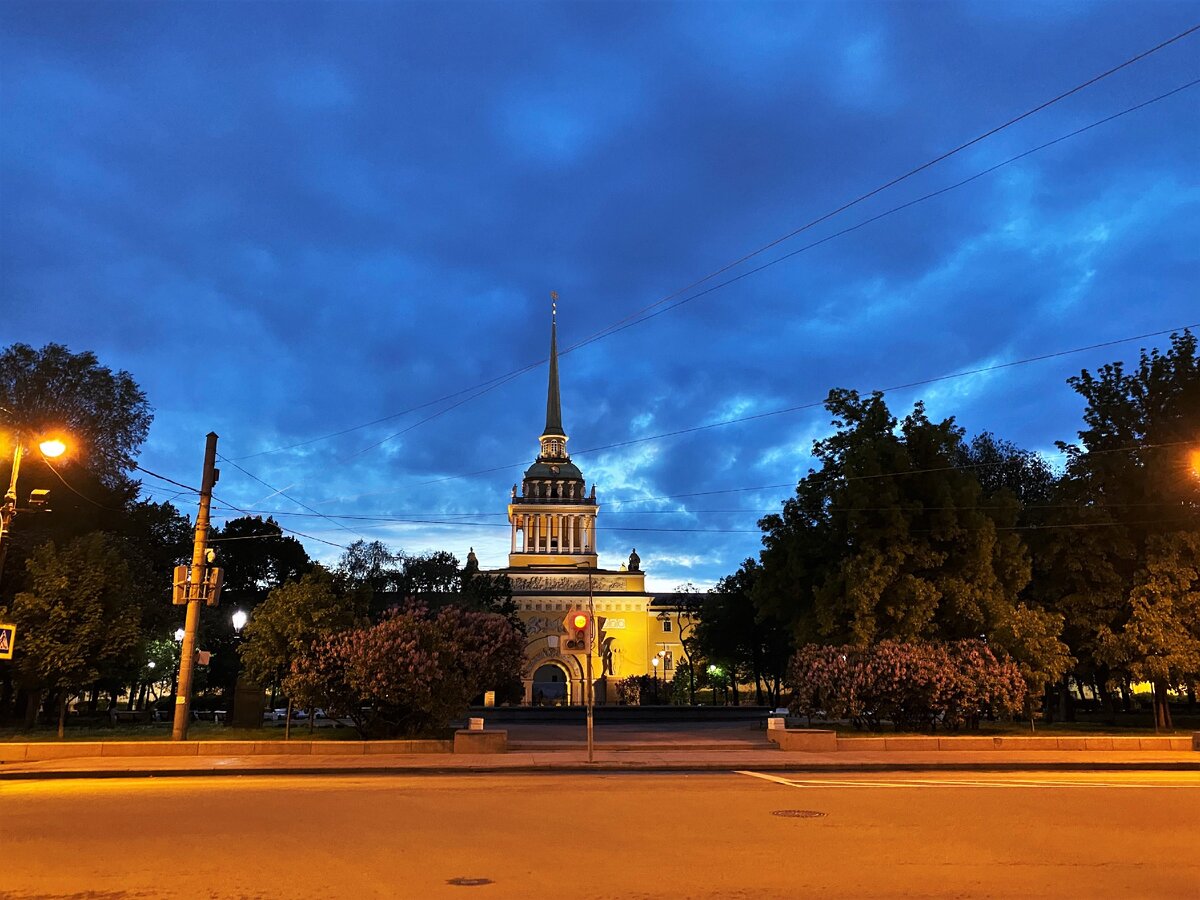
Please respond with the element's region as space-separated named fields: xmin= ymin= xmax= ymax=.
xmin=532 ymin=662 xmax=571 ymax=706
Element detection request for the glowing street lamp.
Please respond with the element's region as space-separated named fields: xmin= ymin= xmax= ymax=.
xmin=0 ymin=432 xmax=71 ymax=589
xmin=174 ymin=628 xmax=186 ymax=643
xmin=231 ymin=609 xmax=248 ymax=634
xmin=38 ymin=439 xmax=67 ymax=458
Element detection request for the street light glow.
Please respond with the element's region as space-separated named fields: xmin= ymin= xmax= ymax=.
xmin=174 ymin=628 xmax=185 ymax=642
xmin=38 ymin=439 xmax=67 ymax=458
xmin=231 ymin=610 xmax=248 ymax=633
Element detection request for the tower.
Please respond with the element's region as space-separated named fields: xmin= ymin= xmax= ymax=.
xmin=507 ymin=303 xmax=598 ymax=567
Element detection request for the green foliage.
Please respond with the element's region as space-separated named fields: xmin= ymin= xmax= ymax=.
xmin=284 ymin=604 xmax=525 ymax=737
xmin=237 ymin=567 xmax=363 ymax=692
xmin=213 ymin=516 xmax=313 ymax=600
xmin=698 ymin=558 xmax=791 ymax=706
xmin=1095 ymin=532 xmax=1200 ymax=688
xmin=755 ymin=390 xmax=1061 ymax=659
xmin=1035 ymin=330 xmax=1200 ymax=724
xmin=788 ymin=639 xmax=1027 ymax=731
xmin=5 ymin=533 xmax=142 ymax=701
xmin=0 ymin=342 xmax=152 ymax=486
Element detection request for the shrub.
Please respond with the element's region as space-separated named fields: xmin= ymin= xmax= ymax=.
xmin=284 ymin=603 xmax=524 ymax=738
xmin=787 ymin=639 xmax=1026 ymax=731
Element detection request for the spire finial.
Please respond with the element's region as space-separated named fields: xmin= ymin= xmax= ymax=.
xmin=542 ymin=294 xmax=564 ymax=439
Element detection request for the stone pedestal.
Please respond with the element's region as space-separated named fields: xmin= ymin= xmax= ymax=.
xmin=454 ymin=729 xmax=508 ymax=754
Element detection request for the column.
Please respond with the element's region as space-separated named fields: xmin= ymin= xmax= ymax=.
xmin=567 ymin=514 xmax=575 ymax=554
xmin=511 ymin=519 xmax=517 ymax=553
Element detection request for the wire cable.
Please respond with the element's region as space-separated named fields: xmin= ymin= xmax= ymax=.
xmin=217 ymin=453 xmax=366 ymax=542
xmin=420 ymin=323 xmax=1200 ymax=486
xmin=227 ymin=27 xmax=1200 ymax=463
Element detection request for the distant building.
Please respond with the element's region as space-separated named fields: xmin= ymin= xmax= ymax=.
xmin=484 ymin=308 xmax=690 ymax=705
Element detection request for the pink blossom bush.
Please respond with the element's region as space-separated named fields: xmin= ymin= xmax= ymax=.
xmin=788 ymin=639 xmax=1026 ymax=731
xmin=284 ymin=603 xmax=524 ymax=737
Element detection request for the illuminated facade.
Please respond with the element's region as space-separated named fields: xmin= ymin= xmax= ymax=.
xmin=486 ymin=309 xmax=688 ymax=705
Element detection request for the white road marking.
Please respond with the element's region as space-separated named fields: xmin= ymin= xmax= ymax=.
xmin=735 ymin=770 xmax=1200 ymax=789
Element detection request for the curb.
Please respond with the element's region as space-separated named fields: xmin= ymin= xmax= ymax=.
xmin=4 ymin=760 xmax=1199 ymax=780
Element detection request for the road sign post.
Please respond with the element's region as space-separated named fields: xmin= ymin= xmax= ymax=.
xmin=0 ymin=622 xmax=15 ymax=660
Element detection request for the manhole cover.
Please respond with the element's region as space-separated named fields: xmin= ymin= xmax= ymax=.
xmin=772 ymin=809 xmax=827 ymax=818
xmin=447 ymin=877 xmax=494 ymax=887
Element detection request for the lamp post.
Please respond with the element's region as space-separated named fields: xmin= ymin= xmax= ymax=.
xmin=0 ymin=434 xmax=68 ymax=589
xmin=651 ymin=656 xmax=660 ymax=703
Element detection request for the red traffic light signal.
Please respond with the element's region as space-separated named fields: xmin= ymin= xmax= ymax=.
xmin=562 ymin=610 xmax=592 ymax=653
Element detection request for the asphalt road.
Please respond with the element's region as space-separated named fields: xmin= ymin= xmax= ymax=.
xmin=3 ymin=771 xmax=1198 ymax=899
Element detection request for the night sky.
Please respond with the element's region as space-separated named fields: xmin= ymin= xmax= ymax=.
xmin=2 ymin=2 xmax=1197 ymax=590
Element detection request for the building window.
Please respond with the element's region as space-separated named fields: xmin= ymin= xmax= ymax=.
xmin=664 ymin=652 xmax=673 ymax=671
xmin=662 ymin=618 xmax=672 ymax=633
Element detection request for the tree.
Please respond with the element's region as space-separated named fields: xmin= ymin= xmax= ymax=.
xmin=700 ymin=559 xmax=792 ymax=706
xmin=213 ymin=516 xmax=313 ymax=603
xmin=337 ymin=539 xmax=401 ymax=594
xmin=238 ymin=567 xmax=364 ymax=700
xmin=0 ymin=343 xmax=153 ymax=487
xmin=654 ymin=585 xmax=703 ymax=704
xmin=755 ymin=390 xmax=1066 ymax=692
xmin=284 ymin=603 xmax=524 ymax=737
xmin=3 ymin=533 xmax=142 ymax=734
xmin=1043 ymin=330 xmax=1200 ymax=727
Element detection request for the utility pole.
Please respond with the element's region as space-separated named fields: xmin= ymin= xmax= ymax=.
xmin=173 ymin=432 xmax=218 ymax=742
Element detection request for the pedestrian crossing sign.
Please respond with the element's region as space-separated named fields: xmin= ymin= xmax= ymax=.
xmin=0 ymin=623 xmax=15 ymax=660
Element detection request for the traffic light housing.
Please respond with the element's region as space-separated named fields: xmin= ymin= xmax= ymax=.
xmin=562 ymin=610 xmax=593 ymax=653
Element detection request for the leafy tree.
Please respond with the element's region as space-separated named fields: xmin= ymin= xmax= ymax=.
xmin=284 ymin=603 xmax=524 ymax=737
xmin=700 ymin=559 xmax=792 ymax=706
xmin=399 ymin=550 xmax=462 ymax=594
xmin=3 ymin=533 xmax=142 ymax=734
xmin=1043 ymin=330 xmax=1200 ymax=727
xmin=238 ymin=567 xmax=364 ymax=699
xmin=0 ymin=342 xmax=152 ymax=487
xmin=654 ymin=585 xmax=703 ymax=704
xmin=212 ymin=516 xmax=312 ymax=603
xmin=337 ymin=539 xmax=401 ymax=594
xmin=754 ymin=390 xmax=1067 ymax=695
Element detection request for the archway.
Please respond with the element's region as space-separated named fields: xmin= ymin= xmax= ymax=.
xmin=531 ymin=662 xmax=571 ymax=706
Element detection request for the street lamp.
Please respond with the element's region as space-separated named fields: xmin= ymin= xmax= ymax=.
xmin=651 ymin=656 xmax=660 ymax=703
xmin=231 ymin=610 xmax=248 ymax=633
xmin=0 ymin=432 xmax=69 ymax=588
xmin=174 ymin=627 xmax=186 ymax=643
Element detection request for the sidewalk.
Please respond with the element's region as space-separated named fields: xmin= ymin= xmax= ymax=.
xmin=3 ymin=747 xmax=1198 ymax=780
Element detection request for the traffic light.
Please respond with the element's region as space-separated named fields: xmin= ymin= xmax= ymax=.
xmin=562 ymin=610 xmax=593 ymax=653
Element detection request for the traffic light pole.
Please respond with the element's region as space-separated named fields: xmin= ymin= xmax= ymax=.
xmin=586 ymin=572 xmax=595 ymax=764
xmin=173 ymin=432 xmax=218 ymax=742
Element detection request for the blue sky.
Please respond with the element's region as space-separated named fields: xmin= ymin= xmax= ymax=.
xmin=2 ymin=1 xmax=1197 ymax=589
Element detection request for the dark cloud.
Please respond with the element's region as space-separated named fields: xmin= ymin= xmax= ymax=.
xmin=2 ymin=0 xmax=1197 ymax=587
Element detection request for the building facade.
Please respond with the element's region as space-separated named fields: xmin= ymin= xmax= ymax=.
xmin=486 ymin=310 xmax=688 ymax=705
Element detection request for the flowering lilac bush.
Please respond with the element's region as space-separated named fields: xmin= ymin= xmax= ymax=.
xmin=788 ymin=639 xmax=1026 ymax=731
xmin=284 ymin=603 xmax=525 ymax=737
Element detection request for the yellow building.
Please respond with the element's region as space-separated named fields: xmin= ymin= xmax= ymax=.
xmin=487 ymin=309 xmax=688 ymax=705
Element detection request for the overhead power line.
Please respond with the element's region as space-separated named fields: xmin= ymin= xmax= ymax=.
xmin=228 ymin=25 xmax=1200 ymax=463
xmin=133 ymin=460 xmax=349 ymax=550
xmin=217 ymin=453 xmax=366 ymax=542
xmin=419 ymin=323 xmax=1200 ymax=487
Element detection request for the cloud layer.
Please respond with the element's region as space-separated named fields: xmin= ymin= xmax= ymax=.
xmin=3 ymin=1 xmax=1197 ymax=589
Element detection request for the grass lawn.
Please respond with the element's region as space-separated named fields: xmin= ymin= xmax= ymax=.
xmin=0 ymin=721 xmax=365 ymax=743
